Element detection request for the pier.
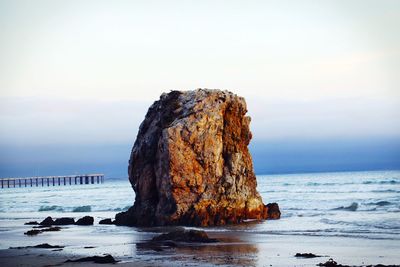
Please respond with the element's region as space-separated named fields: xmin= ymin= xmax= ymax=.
xmin=0 ymin=174 xmax=105 ymax=188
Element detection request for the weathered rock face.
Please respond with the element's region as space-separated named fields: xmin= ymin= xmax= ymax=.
xmin=115 ymin=89 xmax=279 ymax=226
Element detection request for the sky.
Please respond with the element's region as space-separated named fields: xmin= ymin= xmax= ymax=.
xmin=0 ymin=0 xmax=399 ymax=177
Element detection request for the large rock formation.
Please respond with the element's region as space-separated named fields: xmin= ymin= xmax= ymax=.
xmin=115 ymin=89 xmax=279 ymax=226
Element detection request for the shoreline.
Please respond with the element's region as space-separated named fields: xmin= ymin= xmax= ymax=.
xmin=1 ymin=226 xmax=399 ymax=267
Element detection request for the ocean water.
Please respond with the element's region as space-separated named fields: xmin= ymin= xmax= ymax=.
xmin=0 ymin=170 xmax=399 ymax=245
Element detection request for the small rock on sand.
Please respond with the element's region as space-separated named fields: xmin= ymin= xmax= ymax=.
xmin=266 ymin=203 xmax=281 ymax=219
xmin=39 ymin=216 xmax=54 ymax=226
xmin=53 ymin=217 xmax=75 ymax=225
xmin=99 ymin=218 xmax=114 ymax=225
xmin=75 ymin=216 xmax=94 ymax=225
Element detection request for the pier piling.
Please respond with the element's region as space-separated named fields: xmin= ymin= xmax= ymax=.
xmin=0 ymin=174 xmax=105 ymax=189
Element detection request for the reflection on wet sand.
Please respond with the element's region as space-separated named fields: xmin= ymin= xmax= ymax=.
xmin=136 ymin=236 xmax=259 ymax=266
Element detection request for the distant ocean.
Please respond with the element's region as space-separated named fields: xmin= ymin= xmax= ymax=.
xmin=0 ymin=170 xmax=399 ymax=249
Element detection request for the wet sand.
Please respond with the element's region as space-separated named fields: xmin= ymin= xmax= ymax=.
xmin=0 ymin=224 xmax=399 ymax=267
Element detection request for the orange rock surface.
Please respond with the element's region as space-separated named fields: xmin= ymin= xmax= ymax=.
xmin=115 ymin=89 xmax=280 ymax=226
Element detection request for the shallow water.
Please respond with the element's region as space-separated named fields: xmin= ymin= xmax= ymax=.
xmin=0 ymin=170 xmax=399 ymax=247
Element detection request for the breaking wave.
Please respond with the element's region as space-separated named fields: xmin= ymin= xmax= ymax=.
xmin=111 ymin=205 xmax=131 ymax=212
xmin=72 ymin=205 xmax=92 ymax=212
xmin=38 ymin=205 xmax=64 ymax=212
xmin=371 ymin=189 xmax=398 ymax=193
xmin=332 ymin=202 xmax=358 ymax=211
xmin=369 ymin=201 xmax=392 ymax=206
xmin=363 ymin=180 xmax=400 ymax=185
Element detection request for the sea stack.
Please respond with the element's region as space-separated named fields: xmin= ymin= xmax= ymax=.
xmin=115 ymin=89 xmax=280 ymax=226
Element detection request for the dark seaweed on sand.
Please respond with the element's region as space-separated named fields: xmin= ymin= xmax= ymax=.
xmin=24 ymin=227 xmax=61 ymax=236
xmin=317 ymin=258 xmax=400 ymax=267
xmin=295 ymin=252 xmax=322 ymax=258
xmin=65 ymin=254 xmax=117 ymax=264
xmin=10 ymin=243 xmax=64 ymax=249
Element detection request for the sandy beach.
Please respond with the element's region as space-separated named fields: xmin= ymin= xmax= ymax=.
xmin=1 ymin=218 xmax=399 ymax=267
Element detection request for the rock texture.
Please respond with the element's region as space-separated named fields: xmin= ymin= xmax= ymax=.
xmin=115 ymin=89 xmax=280 ymax=226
